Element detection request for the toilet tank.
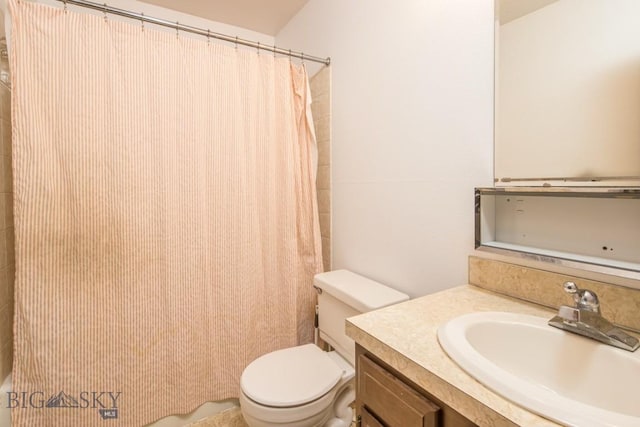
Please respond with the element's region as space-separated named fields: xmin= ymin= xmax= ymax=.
xmin=314 ymin=270 xmax=409 ymax=366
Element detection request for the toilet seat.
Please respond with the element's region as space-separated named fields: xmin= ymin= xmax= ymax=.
xmin=240 ymin=344 xmax=344 ymax=407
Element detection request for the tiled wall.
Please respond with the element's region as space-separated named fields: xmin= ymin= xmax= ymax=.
xmin=310 ymin=67 xmax=331 ymax=272
xmin=0 ymin=75 xmax=13 ymax=380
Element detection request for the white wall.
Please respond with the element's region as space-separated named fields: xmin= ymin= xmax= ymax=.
xmin=1 ymin=0 xmax=275 ymax=50
xmin=277 ymin=0 xmax=495 ymax=297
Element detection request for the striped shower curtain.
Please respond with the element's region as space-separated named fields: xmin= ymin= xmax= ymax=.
xmin=9 ymin=1 xmax=322 ymax=426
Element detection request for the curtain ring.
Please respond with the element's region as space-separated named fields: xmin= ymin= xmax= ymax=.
xmin=176 ymin=22 xmax=179 ymax=39
xmin=140 ymin=12 xmax=144 ymax=32
xmin=103 ymin=3 xmax=108 ymax=22
xmin=206 ymin=29 xmax=211 ymax=45
xmin=301 ymin=52 xmax=305 ymax=64
xmin=273 ymin=45 xmax=276 ymax=58
xmin=235 ymin=36 xmax=238 ymax=50
xmin=257 ymin=41 xmax=260 ymax=55
xmin=289 ymin=49 xmax=292 ymax=63
xmin=63 ymin=0 xmax=68 ymax=13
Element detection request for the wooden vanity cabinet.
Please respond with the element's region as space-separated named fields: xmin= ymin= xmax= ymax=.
xmin=355 ymin=344 xmax=477 ymax=427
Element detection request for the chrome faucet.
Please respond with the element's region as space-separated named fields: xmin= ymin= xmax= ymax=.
xmin=548 ymin=281 xmax=639 ymax=352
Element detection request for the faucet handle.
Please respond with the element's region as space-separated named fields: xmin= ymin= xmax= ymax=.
xmin=563 ymin=281 xmax=600 ymax=313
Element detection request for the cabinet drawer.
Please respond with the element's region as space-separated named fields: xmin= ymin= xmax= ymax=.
xmin=358 ymin=354 xmax=440 ymax=427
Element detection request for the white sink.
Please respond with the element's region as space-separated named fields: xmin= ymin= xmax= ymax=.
xmin=437 ymin=311 xmax=640 ymax=427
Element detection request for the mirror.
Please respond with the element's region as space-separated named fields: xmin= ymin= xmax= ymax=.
xmin=495 ymin=0 xmax=640 ymax=184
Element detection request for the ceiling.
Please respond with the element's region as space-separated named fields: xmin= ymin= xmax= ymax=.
xmin=499 ymin=0 xmax=560 ymax=24
xmin=138 ymin=0 xmax=310 ymax=36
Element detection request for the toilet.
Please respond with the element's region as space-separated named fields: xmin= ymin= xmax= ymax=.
xmin=239 ymin=270 xmax=409 ymax=427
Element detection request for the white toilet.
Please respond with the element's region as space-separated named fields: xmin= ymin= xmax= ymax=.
xmin=239 ymin=270 xmax=409 ymax=427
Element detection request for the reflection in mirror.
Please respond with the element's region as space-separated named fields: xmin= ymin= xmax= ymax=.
xmin=495 ymin=0 xmax=640 ymax=184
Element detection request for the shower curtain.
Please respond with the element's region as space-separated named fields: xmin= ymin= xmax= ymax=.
xmin=9 ymin=1 xmax=322 ymax=426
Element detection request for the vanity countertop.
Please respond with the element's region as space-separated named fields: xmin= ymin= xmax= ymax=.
xmin=345 ymin=284 xmax=561 ymax=427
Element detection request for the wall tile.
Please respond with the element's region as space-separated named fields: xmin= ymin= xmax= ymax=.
xmin=317 ymin=189 xmax=331 ymax=214
xmin=0 ymin=343 xmax=11 ymax=382
xmin=0 ymin=86 xmax=9 ymax=120
xmin=0 ymin=119 xmax=10 ymax=159
xmin=0 ymin=305 xmax=12 ymax=353
xmin=319 ymin=213 xmax=331 ymax=238
xmin=3 ymin=193 xmax=12 ymax=228
xmin=0 ymin=267 xmax=7 ymax=304
xmin=1 ymin=156 xmax=11 ymax=193
xmin=309 ymin=67 xmax=330 ymax=98
xmin=5 ymin=227 xmax=13 ymax=266
xmin=7 ymin=265 xmax=14 ymax=301
xmin=0 ymin=195 xmax=5 ymax=231
xmin=317 ymin=140 xmax=330 ymax=167
xmin=0 ymin=229 xmax=7 ymax=268
xmin=0 ymin=82 xmax=12 ymax=380
xmin=317 ymin=165 xmax=330 ymax=190
xmin=311 ymin=93 xmax=329 ymax=120
xmin=322 ymin=237 xmax=331 ymax=272
xmin=314 ymin=115 xmax=330 ymax=143
xmin=310 ymin=68 xmax=331 ymax=271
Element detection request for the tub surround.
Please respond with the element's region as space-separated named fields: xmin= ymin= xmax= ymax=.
xmin=346 ymin=258 xmax=640 ymax=426
xmin=309 ymin=67 xmax=332 ymax=272
xmin=0 ymin=73 xmax=13 ymax=382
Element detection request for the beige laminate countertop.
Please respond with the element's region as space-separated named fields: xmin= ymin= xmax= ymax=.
xmin=345 ymin=284 xmax=562 ymax=427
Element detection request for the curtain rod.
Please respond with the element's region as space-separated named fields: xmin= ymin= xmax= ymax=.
xmin=56 ymin=0 xmax=331 ymax=66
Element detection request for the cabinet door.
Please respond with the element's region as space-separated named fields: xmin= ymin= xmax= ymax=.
xmin=358 ymin=354 xmax=440 ymax=427
xmin=360 ymin=407 xmax=385 ymax=427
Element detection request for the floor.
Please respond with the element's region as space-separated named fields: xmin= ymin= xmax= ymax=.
xmin=187 ymin=407 xmax=247 ymax=427
xmin=187 ymin=406 xmax=357 ymax=427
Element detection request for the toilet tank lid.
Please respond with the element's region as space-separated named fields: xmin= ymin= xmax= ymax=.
xmin=314 ymin=270 xmax=409 ymax=312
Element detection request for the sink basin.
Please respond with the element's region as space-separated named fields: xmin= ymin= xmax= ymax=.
xmin=438 ymin=311 xmax=640 ymax=427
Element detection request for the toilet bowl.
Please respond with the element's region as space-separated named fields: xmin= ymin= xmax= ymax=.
xmin=239 ymin=270 xmax=409 ymax=427
xmin=240 ymin=344 xmax=355 ymax=427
